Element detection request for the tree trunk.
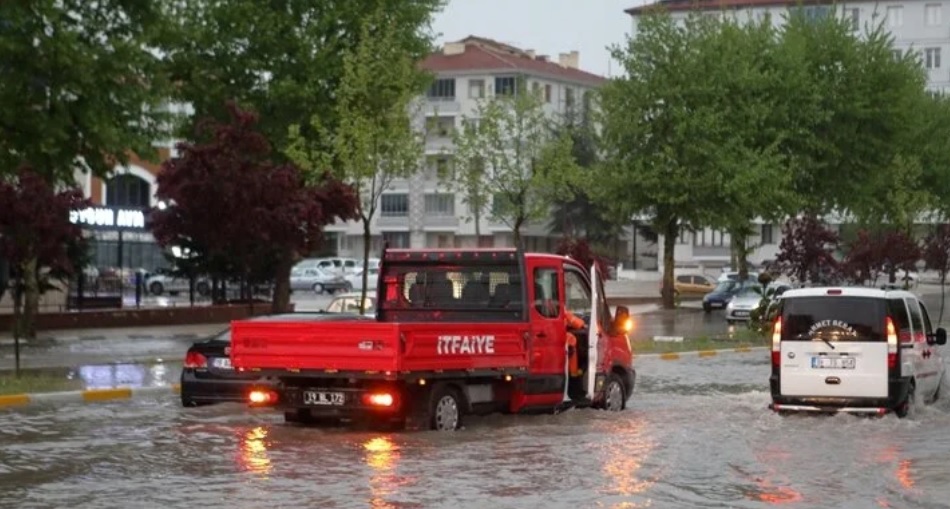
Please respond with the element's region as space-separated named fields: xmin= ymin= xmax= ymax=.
xmin=19 ymin=257 xmax=39 ymax=340
xmin=360 ymin=219 xmax=372 ymax=314
xmin=474 ymin=205 xmax=481 ymax=244
xmin=271 ymin=257 xmax=293 ymax=314
xmin=662 ymin=219 xmax=677 ymax=309
xmin=733 ymin=231 xmax=748 ymax=282
xmin=512 ymin=217 xmax=524 ymax=249
xmin=940 ymin=271 xmax=946 ymax=325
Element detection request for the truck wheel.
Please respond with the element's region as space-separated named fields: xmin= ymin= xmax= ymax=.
xmin=603 ymin=373 xmax=627 ymax=412
xmin=896 ymin=384 xmax=916 ymax=419
xmin=429 ymin=385 xmax=463 ymax=431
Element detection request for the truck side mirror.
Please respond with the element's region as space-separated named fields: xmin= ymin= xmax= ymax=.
xmin=935 ymin=327 xmax=947 ymax=346
xmin=613 ymin=306 xmax=633 ymax=334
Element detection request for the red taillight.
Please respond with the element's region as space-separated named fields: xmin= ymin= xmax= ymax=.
xmin=886 ymin=316 xmax=898 ymax=370
xmin=826 ymin=288 xmax=842 ymax=295
xmin=248 ymin=389 xmax=279 ymax=406
xmin=362 ymin=392 xmax=395 ymax=407
xmin=771 ymin=317 xmax=782 ymax=367
xmin=184 ymin=351 xmax=207 ymax=369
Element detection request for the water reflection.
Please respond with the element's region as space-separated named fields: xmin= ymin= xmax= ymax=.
xmin=237 ymin=426 xmax=272 ymax=476
xmin=599 ymin=418 xmax=657 ymax=508
xmin=364 ymin=436 xmax=401 ymax=509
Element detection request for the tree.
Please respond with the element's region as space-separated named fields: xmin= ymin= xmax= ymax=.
xmin=877 ymin=230 xmax=920 ymax=286
xmin=775 ymin=216 xmax=840 ymax=285
xmin=598 ymin=13 xmax=795 ymax=308
xmin=555 ymin=237 xmax=610 ymax=278
xmin=448 ymin=123 xmax=491 ymax=243
xmin=289 ymin=10 xmax=427 ymax=311
xmin=451 ymin=81 xmax=578 ymax=246
xmin=0 ymin=1 xmax=172 ymax=182
xmin=149 ymin=103 xmax=358 ymax=313
xmin=842 ymin=229 xmax=881 ymax=286
xmin=163 ymin=0 xmax=443 ymax=160
xmin=0 ymin=169 xmax=89 ymax=339
xmin=923 ymin=224 xmax=950 ymax=323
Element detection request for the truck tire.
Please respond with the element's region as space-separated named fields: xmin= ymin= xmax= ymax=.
xmin=896 ymin=383 xmax=916 ymax=419
xmin=429 ymin=384 xmax=464 ymax=431
xmin=603 ymin=373 xmax=627 ymax=412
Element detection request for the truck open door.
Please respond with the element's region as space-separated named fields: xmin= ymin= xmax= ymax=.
xmin=587 ymin=264 xmax=601 ymax=398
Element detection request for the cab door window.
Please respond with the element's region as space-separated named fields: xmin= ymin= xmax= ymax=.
xmin=920 ymin=301 xmax=935 ymax=335
xmin=564 ymin=270 xmax=591 ymax=317
xmin=533 ymin=268 xmax=560 ymax=318
xmin=888 ymin=298 xmax=913 ymax=343
xmin=905 ymin=297 xmax=925 ymax=342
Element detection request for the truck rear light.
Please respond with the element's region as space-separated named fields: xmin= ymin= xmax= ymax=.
xmin=248 ymin=389 xmax=279 ymax=406
xmin=363 ymin=392 xmax=394 ymax=407
xmin=826 ymin=289 xmax=842 ymax=295
xmin=771 ymin=317 xmax=782 ymax=367
xmin=184 ymin=351 xmax=207 ymax=369
xmin=886 ymin=316 xmax=898 ymax=369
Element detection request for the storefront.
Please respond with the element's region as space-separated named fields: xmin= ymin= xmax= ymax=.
xmin=69 ymin=205 xmax=167 ymax=274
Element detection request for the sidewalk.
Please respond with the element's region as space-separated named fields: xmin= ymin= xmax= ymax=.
xmin=0 ymin=322 xmax=227 ymax=346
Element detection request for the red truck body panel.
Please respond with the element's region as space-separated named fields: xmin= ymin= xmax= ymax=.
xmin=231 ymin=320 xmax=531 ymax=374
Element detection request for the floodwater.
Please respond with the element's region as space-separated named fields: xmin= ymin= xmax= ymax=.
xmin=2 ymin=353 xmax=950 ymax=509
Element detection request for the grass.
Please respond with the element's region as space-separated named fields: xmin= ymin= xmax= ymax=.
xmin=633 ymin=329 xmax=769 ymax=354
xmin=0 ymin=373 xmax=84 ymax=396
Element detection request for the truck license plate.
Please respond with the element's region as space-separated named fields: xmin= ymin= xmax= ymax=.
xmin=811 ymin=357 xmax=855 ymax=370
xmin=303 ymin=391 xmax=345 ymax=406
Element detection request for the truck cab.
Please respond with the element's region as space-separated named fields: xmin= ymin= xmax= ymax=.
xmin=232 ymin=248 xmax=636 ymax=431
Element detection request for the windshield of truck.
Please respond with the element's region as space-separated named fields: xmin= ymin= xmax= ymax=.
xmin=377 ymin=263 xmax=524 ymax=322
xmin=781 ymin=296 xmax=885 ymax=342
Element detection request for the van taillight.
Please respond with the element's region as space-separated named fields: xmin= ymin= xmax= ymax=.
xmin=184 ymin=351 xmax=207 ymax=369
xmin=771 ymin=317 xmax=782 ymax=367
xmin=886 ymin=316 xmax=898 ymax=370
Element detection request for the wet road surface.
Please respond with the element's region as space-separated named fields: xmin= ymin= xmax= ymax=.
xmin=3 ymin=352 xmax=950 ymax=508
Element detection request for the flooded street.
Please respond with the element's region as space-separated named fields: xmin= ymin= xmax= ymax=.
xmin=3 ymin=353 xmax=950 ymax=508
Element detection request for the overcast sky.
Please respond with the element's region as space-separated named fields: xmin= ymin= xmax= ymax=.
xmin=431 ymin=0 xmax=654 ymax=78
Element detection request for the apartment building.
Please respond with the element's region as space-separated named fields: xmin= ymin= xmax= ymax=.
xmin=625 ymin=0 xmax=950 ymax=271
xmin=328 ymin=36 xmax=607 ymax=258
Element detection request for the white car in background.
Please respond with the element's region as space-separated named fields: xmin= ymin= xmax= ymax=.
xmin=346 ymin=267 xmax=379 ymax=291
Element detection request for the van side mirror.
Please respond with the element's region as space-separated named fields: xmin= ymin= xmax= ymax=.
xmin=934 ymin=327 xmax=947 ymax=346
xmin=613 ymin=306 xmax=633 ymax=335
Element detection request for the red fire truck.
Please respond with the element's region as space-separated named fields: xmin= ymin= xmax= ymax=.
xmin=230 ymin=248 xmax=636 ymax=431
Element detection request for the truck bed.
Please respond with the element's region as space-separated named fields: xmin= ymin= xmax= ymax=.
xmin=230 ymin=319 xmax=531 ymax=375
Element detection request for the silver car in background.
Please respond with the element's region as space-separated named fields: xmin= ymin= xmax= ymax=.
xmin=725 ymin=282 xmax=791 ymax=323
xmin=290 ymin=267 xmax=352 ymax=294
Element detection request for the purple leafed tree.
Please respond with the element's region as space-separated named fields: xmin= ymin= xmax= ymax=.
xmin=0 ymin=168 xmax=90 ymax=339
xmin=878 ymin=230 xmax=920 ymax=285
xmin=775 ymin=216 xmax=840 ymax=285
xmin=843 ymin=229 xmax=881 ymax=286
xmin=555 ymin=237 xmax=611 ymax=277
xmin=148 ymin=102 xmax=358 ymax=312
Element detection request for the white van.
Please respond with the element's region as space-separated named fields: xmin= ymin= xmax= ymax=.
xmin=769 ymin=287 xmax=946 ymax=417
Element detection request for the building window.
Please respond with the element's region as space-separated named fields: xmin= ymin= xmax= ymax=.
xmin=799 ymin=5 xmax=829 ymax=21
xmin=926 ymin=48 xmax=941 ymax=69
xmin=676 ymin=227 xmax=690 ymax=245
xmin=760 ymin=223 xmax=774 ymax=245
xmin=380 ymin=194 xmax=409 ymax=217
xmin=544 ymin=84 xmax=552 ymax=103
xmin=565 ymin=87 xmax=575 ymax=108
xmin=531 ymin=81 xmax=541 ymax=97
xmin=892 ymin=49 xmax=903 ymax=60
xmin=382 ymin=232 xmax=410 ymax=248
xmin=693 ymin=228 xmax=729 ymax=247
xmin=427 ymin=78 xmax=455 ymax=100
xmin=494 ymin=76 xmax=517 ymax=96
xmin=468 ymin=79 xmax=484 ymax=99
xmin=848 ymin=8 xmax=860 ymax=31
xmin=106 ymin=174 xmax=151 ymax=207
xmin=926 ymin=4 xmax=942 ymax=26
xmin=887 ymin=6 xmax=903 ymax=28
xmin=424 ymin=193 xmax=455 ymax=216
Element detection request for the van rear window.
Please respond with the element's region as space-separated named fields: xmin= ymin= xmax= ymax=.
xmin=782 ymin=297 xmax=885 ymax=342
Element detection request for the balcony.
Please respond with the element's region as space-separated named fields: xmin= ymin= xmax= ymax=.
xmin=692 ymin=246 xmax=730 ymax=259
xmin=422 ymin=215 xmax=459 ymax=230
xmin=376 ymin=216 xmax=410 ymax=228
xmin=424 ymin=99 xmax=460 ymax=115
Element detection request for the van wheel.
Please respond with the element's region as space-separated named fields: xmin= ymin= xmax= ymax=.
xmin=703 ymin=303 xmax=712 ymax=313
xmin=429 ymin=384 xmax=463 ymax=431
xmin=603 ymin=374 xmax=627 ymax=411
xmin=896 ymin=385 xmax=916 ymax=419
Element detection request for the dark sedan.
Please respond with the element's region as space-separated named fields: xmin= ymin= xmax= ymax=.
xmin=180 ymin=313 xmax=374 ymax=406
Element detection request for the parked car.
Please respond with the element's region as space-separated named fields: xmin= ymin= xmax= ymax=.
xmin=725 ymin=282 xmax=791 ymax=323
xmin=290 ymin=267 xmax=352 ymax=294
xmin=181 ymin=313 xmax=366 ymax=406
xmin=661 ymin=273 xmax=716 ymax=298
xmin=295 ymin=257 xmax=360 ymax=275
xmin=325 ymin=291 xmax=376 ymax=316
xmin=702 ymin=278 xmax=759 ymax=312
xmin=769 ymin=287 xmax=946 ymax=417
xmin=717 ymin=270 xmax=761 ymax=283
xmin=347 ymin=267 xmax=379 ymax=292
xmin=146 ymin=269 xmax=211 ymax=297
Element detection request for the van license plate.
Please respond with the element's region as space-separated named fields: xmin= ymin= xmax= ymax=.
xmin=303 ymin=391 xmax=345 ymax=406
xmin=811 ymin=357 xmax=855 ymax=369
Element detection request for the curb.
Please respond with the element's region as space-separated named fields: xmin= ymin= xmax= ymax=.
xmin=0 ymin=334 xmax=201 ymax=347
xmin=0 ymin=384 xmax=181 ymax=409
xmin=638 ymin=346 xmax=768 ymax=360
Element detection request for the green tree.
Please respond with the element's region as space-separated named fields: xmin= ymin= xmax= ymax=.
xmin=447 ymin=122 xmax=491 ymax=243
xmin=598 ymin=13 xmax=794 ymax=309
xmin=163 ymin=0 xmax=443 ymax=159
xmin=0 ymin=1 xmax=171 ymax=337
xmin=289 ymin=10 xmax=427 ymax=311
xmin=451 ymin=82 xmax=578 ymax=246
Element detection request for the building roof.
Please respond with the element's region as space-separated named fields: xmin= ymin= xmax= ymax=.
xmin=625 ymin=0 xmax=833 ymax=16
xmin=420 ymin=36 xmax=606 ymax=87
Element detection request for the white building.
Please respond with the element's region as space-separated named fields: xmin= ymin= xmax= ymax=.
xmin=625 ymin=0 xmax=950 ymax=272
xmin=327 ymin=36 xmax=608 ymax=257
